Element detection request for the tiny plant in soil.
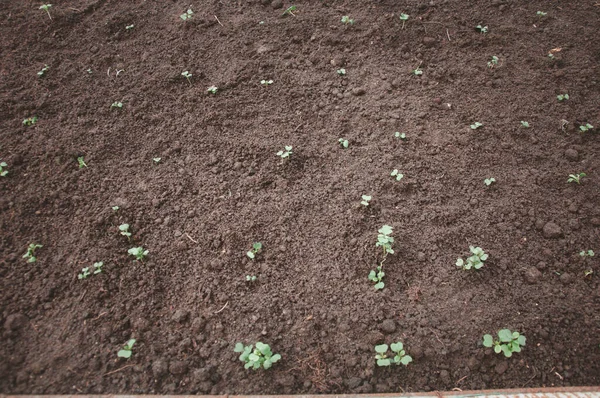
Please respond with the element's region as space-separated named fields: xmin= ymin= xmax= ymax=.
xmin=276 ymin=146 xmax=293 ymax=159
xmin=399 ymin=13 xmax=409 ymax=29
xmin=487 ymin=56 xmax=499 ymax=68
xmin=536 ymin=11 xmax=547 ymax=17
xmin=128 ymin=247 xmax=148 ymax=261
xmin=0 ymin=161 xmax=8 ymax=177
xmin=112 ymin=206 xmax=120 ymax=211
xmin=390 ymin=169 xmax=404 ymax=181
xmin=119 ymin=224 xmax=132 ymax=240
xmin=78 ymin=262 xmax=103 ymax=279
xmin=579 ymin=123 xmax=593 ymax=132
xmin=341 ymin=16 xmax=355 ymax=25
xmin=111 ymin=101 xmax=123 ymax=109
xmin=23 ymin=243 xmax=42 ymax=263
xmin=580 ymin=250 xmax=594 ymax=257
xmin=483 ymin=329 xmax=526 ymax=357
xmin=40 ymin=4 xmax=52 ymax=19
xmin=235 ymin=342 xmax=281 ymax=370
xmin=337 ymin=68 xmax=346 ymax=76
xmin=37 ymin=64 xmax=50 ymax=77
xmin=180 ymin=8 xmax=193 ymax=21
xmin=471 ymin=122 xmax=483 ymax=130
xmin=484 ymin=178 xmax=496 ymax=186
xmin=246 ymin=242 xmax=262 ymax=260
xmin=395 ymin=132 xmax=406 ymax=140
xmin=181 ymin=71 xmax=192 ymax=84
xmin=23 ymin=116 xmax=38 ymax=126
xmin=360 ymin=195 xmax=372 ymax=207
xmin=153 ymin=157 xmax=161 ymax=164
xmin=117 ymin=339 xmax=136 ymax=359
xmin=456 ymin=246 xmax=488 ymax=270
xmin=125 ymin=24 xmax=134 ymax=30
xmin=412 ymin=67 xmax=423 ymax=76
xmin=282 ymin=5 xmax=297 ymax=17
xmin=77 ymin=156 xmax=87 ymax=168
xmin=567 ymin=173 xmax=585 ymax=184
xmin=207 ymin=86 xmax=218 ymax=94
xmin=584 ymin=269 xmax=593 ymax=277
xmin=338 ymin=138 xmax=349 ymax=148
xmin=375 ymin=342 xmax=413 ymax=367
xmin=476 ymin=24 xmax=488 ymax=33
xmin=260 ymin=79 xmax=274 ymax=86
xmin=557 ymin=94 xmax=569 ymax=101
xmin=369 ymin=225 xmax=394 ymax=290
xmin=520 ymin=121 xmax=530 ymax=128
xmin=246 ymin=275 xmax=257 ymax=282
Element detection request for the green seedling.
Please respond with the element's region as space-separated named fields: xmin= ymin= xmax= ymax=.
xmin=23 ymin=243 xmax=42 ymax=263
xmin=567 ymin=172 xmax=586 ymax=184
xmin=584 ymin=269 xmax=593 ymax=277
xmin=119 ymin=224 xmax=132 ymax=240
xmin=536 ymin=11 xmax=547 ymax=17
xmin=153 ymin=157 xmax=161 ymax=164
xmin=483 ymin=329 xmax=526 ymax=358
xmin=0 ymin=161 xmax=8 ymax=177
xmin=547 ymin=53 xmax=555 ymax=60
xmin=180 ymin=8 xmax=193 ymax=21
xmin=117 ymin=339 xmax=136 ymax=359
xmin=260 ymin=79 xmax=274 ymax=85
xmin=128 ymin=247 xmax=148 ymax=261
xmin=580 ymin=250 xmax=594 ymax=257
xmin=487 ymin=56 xmax=499 ymax=68
xmin=390 ymin=169 xmax=403 ymax=181
xmin=338 ymin=138 xmax=349 ymax=148
xmin=375 ymin=342 xmax=413 ymax=367
xmin=282 ymin=5 xmax=297 ymax=17
xmin=456 ymin=246 xmax=488 ymax=270
xmin=337 ymin=68 xmax=346 ymax=76
xmin=235 ymin=342 xmax=281 ymax=370
xmin=341 ymin=16 xmax=355 ymax=25
xmin=246 ymin=275 xmax=257 ymax=282
xmin=23 ymin=116 xmax=38 ymax=126
xmin=484 ymin=177 xmax=496 ymax=186
xmin=112 ymin=206 xmax=120 ymax=211
xmin=557 ymin=94 xmax=569 ymax=101
xmin=86 ymin=68 xmax=92 ymax=74
xmin=37 ymin=64 xmax=50 ymax=77
xmin=579 ymin=123 xmax=593 ymax=132
xmin=412 ymin=67 xmax=423 ymax=76
xmin=246 ymin=242 xmax=262 ymax=260
xmin=78 ymin=262 xmax=103 ymax=279
xmin=125 ymin=24 xmax=134 ymax=30
xmin=470 ymin=122 xmax=483 ymax=130
xmin=476 ymin=25 xmax=488 ymax=33
xmin=368 ymin=265 xmax=385 ymax=290
xmin=276 ymin=146 xmax=293 ymax=159
xmin=360 ymin=195 xmax=372 ymax=207
xmin=207 ymin=86 xmax=218 ymax=94
xmin=40 ymin=4 xmax=52 ymax=19
xmin=111 ymin=101 xmax=123 ymax=109
xmin=181 ymin=71 xmax=192 ymax=84
xmin=394 ymin=132 xmax=406 ymax=140
xmin=520 ymin=121 xmax=530 ymax=128
xmin=399 ymin=13 xmax=409 ymax=29
xmin=370 ymin=225 xmax=394 ymax=290
xmin=77 ymin=156 xmax=87 ymax=168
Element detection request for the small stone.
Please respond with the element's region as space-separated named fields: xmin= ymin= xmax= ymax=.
xmin=417 ymin=252 xmax=426 ymax=262
xmin=351 ymin=87 xmax=366 ymax=96
xmin=542 ymin=222 xmax=562 ymax=238
xmin=233 ymin=162 xmax=242 ymax=170
xmin=330 ymin=57 xmax=346 ymax=67
xmin=192 ymin=367 xmax=211 ymax=383
xmin=191 ymin=317 xmax=205 ymax=333
xmin=171 ymin=309 xmax=189 ymax=323
xmin=439 ymin=369 xmax=451 ymax=383
xmin=338 ymin=323 xmax=350 ymax=332
xmin=568 ymin=203 xmax=579 ymax=213
xmin=380 ymin=319 xmax=396 ymax=334
xmin=565 ymin=148 xmax=579 ymax=161
xmin=422 ymin=37 xmax=436 ymax=47
xmin=495 ymin=361 xmax=509 ymax=375
xmin=169 ymin=360 xmax=188 ymax=375
xmin=152 ymin=359 xmax=169 ymax=378
xmin=524 ymin=266 xmax=541 ymax=284
xmin=535 ymin=219 xmax=545 ymax=230
xmin=470 ymin=198 xmax=478 ymax=206
xmin=4 ymin=313 xmax=28 ymax=331
xmin=560 ymin=272 xmax=573 ymax=285
xmin=270 ymin=0 xmax=283 ymax=9
xmin=536 ymin=261 xmax=547 ymax=270
xmin=568 ymin=219 xmax=580 ymax=231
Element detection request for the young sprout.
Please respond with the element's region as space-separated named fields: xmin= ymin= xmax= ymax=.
xmin=23 ymin=243 xmax=43 ymax=263
xmin=207 ymin=86 xmax=218 ymax=94
xmin=128 ymin=247 xmax=148 ymax=261
xmin=470 ymin=122 xmax=483 ymax=130
xmin=86 ymin=68 xmax=92 ymax=74
xmin=234 ymin=342 xmax=281 ymax=370
xmin=456 ymin=246 xmax=488 ymax=270
xmin=111 ymin=101 xmax=123 ymax=109
xmin=180 ymin=8 xmax=193 ymax=21
xmin=579 ymin=123 xmax=594 ymax=132
xmin=0 ymin=161 xmax=8 ymax=177
xmin=112 ymin=206 xmax=120 ymax=211
xmin=399 ymin=13 xmax=409 ymax=29
xmin=484 ymin=177 xmax=496 ymax=186
xmin=580 ymin=250 xmax=594 ymax=258
xmin=117 ymin=339 xmax=136 ymax=359
xmin=77 ymin=156 xmax=87 ymax=168
xmin=246 ymin=275 xmax=257 ymax=282
xmin=412 ymin=67 xmax=423 ymax=76
xmin=536 ymin=11 xmax=547 ymax=17
xmin=119 ymin=224 xmax=132 ymax=240
xmin=338 ymin=138 xmax=349 ymax=148
xmin=40 ymin=4 xmax=52 ymax=19
xmin=390 ymin=169 xmax=404 ymax=181
xmin=520 ymin=121 xmax=530 ymax=128
xmin=483 ymin=329 xmax=526 ymax=358
xmin=375 ymin=342 xmax=413 ymax=367
xmin=37 ymin=64 xmax=50 ymax=77
xmin=567 ymin=172 xmax=586 ymax=184
xmin=125 ymin=24 xmax=134 ymax=30
xmin=276 ymin=146 xmax=293 ymax=159
xmin=370 ymin=225 xmax=394 ymax=290
xmin=282 ymin=5 xmax=297 ymax=17
xmin=584 ymin=269 xmax=593 ymax=277
xmin=181 ymin=71 xmax=192 ymax=85
xmin=337 ymin=68 xmax=346 ymax=76
xmin=23 ymin=116 xmax=38 ymax=126
xmin=360 ymin=195 xmax=372 ymax=207
xmin=557 ymin=94 xmax=569 ymax=101
xmin=78 ymin=262 xmax=103 ymax=279
xmin=260 ymin=79 xmax=274 ymax=85
xmin=246 ymin=242 xmax=262 ymax=260
xmin=476 ymin=24 xmax=488 ymax=33
xmin=394 ymin=132 xmax=407 ymax=140
xmin=341 ymin=16 xmax=355 ymax=25
xmin=368 ymin=265 xmax=385 ymax=290
xmin=487 ymin=56 xmax=499 ymax=69
xmin=153 ymin=157 xmax=161 ymax=164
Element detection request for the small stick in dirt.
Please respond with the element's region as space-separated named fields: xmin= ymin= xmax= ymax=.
xmin=104 ymin=364 xmax=134 ymax=376
xmin=185 ymin=232 xmax=198 ymax=244
xmin=446 ymin=28 xmax=451 ymax=41
xmin=455 ymin=375 xmax=468 ymax=384
xmin=214 ymin=301 xmax=229 ymax=314
xmin=214 ymin=15 xmax=224 ymax=27
xmin=91 ymin=312 xmax=108 ymax=321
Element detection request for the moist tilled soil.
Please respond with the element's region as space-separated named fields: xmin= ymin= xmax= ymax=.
xmin=1 ymin=0 xmax=599 ymax=395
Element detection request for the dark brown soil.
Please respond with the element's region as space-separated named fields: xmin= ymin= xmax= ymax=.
xmin=1 ymin=0 xmax=599 ymax=394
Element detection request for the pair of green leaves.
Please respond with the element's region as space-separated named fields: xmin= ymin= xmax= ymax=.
xmin=246 ymin=242 xmax=262 ymax=260
xmin=376 ymin=225 xmax=394 ymax=255
xmin=234 ymin=342 xmax=281 ymax=370
xmin=483 ymin=329 xmax=526 ymax=357
xmin=375 ymin=342 xmax=413 ymax=367
xmin=128 ymin=247 xmax=148 ymax=261
xmin=368 ymin=265 xmax=385 ymax=290
xmin=456 ymin=246 xmax=488 ymax=270
xmin=117 ymin=339 xmax=136 ymax=359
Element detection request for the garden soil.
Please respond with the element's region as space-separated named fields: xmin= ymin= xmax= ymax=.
xmin=1 ymin=0 xmax=599 ymax=395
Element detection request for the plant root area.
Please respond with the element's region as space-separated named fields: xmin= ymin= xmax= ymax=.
xmin=1 ymin=0 xmax=599 ymax=394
